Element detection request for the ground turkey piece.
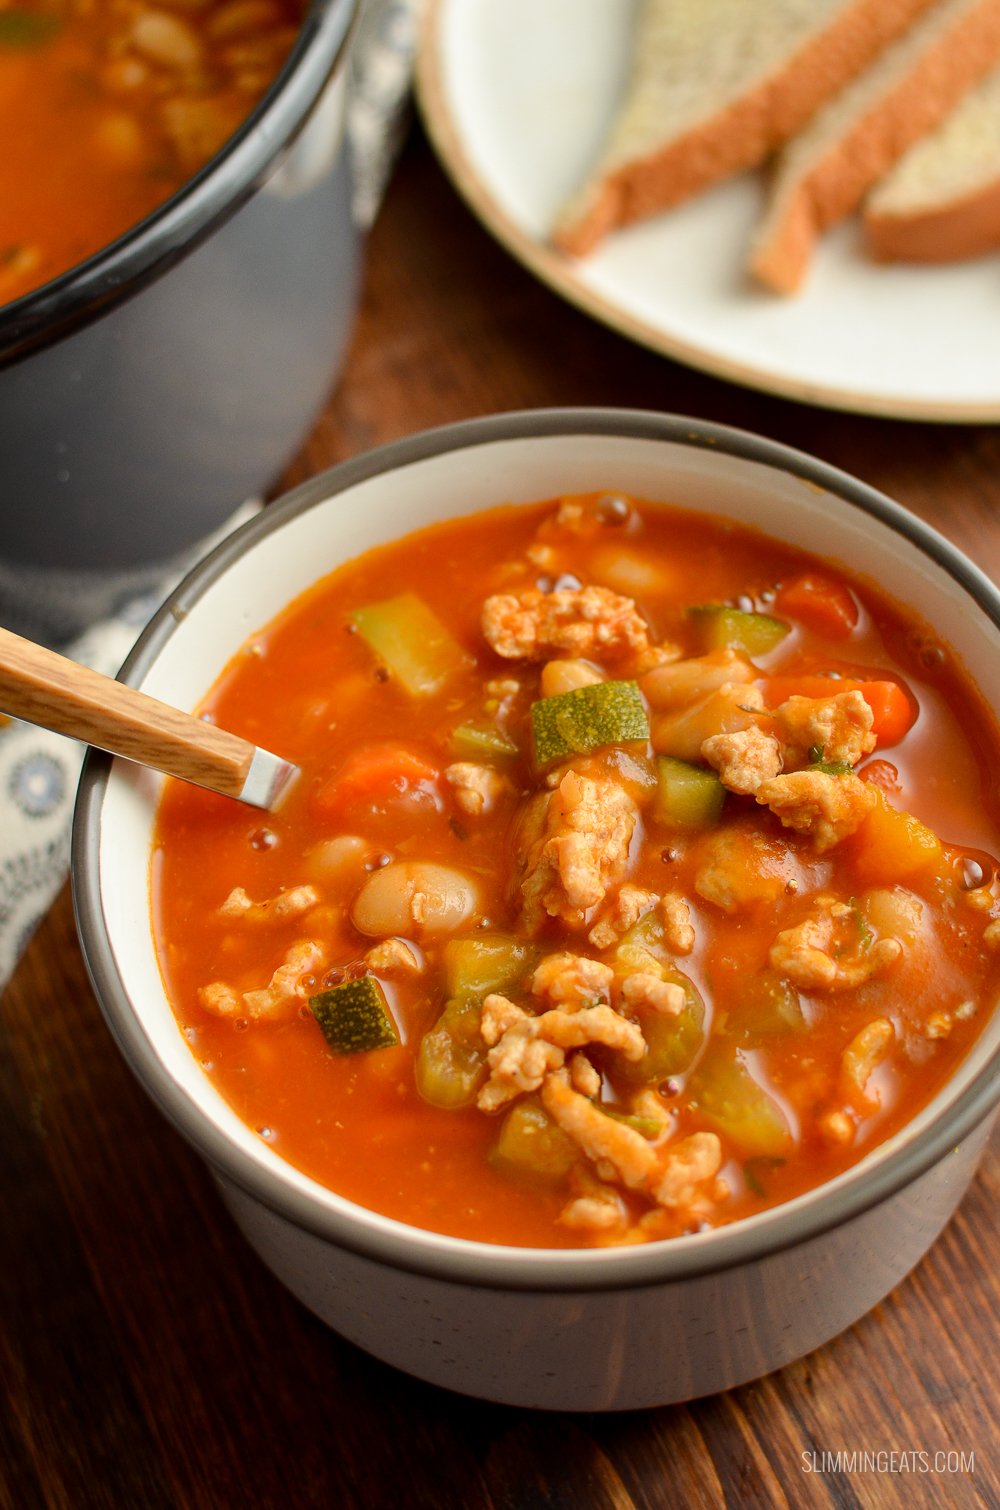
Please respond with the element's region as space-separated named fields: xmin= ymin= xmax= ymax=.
xmin=364 ymin=938 xmax=421 ymax=975
xmin=701 ymin=726 xmax=783 ymax=795
xmin=482 ymin=584 xmax=653 ymax=660
xmin=693 ymin=822 xmax=799 ymax=914
xmin=841 ymin=1018 xmax=895 ymax=1105
xmin=619 ymin=972 xmax=686 ymax=1015
xmin=660 ymin=893 xmax=695 ymax=955
xmin=444 ymin=761 xmax=510 ymax=816
xmin=218 ymin=884 xmax=319 ymax=922
xmin=769 ymin=895 xmax=902 ymax=990
xmin=649 ymin=1132 xmax=725 ymax=1219
xmin=476 ymin=994 xmax=644 ymax=1111
xmin=530 ymin=951 xmax=615 ymax=1007
xmin=588 ymin=885 xmax=660 ymax=949
xmin=541 ymin=1069 xmax=657 ymax=1188
xmin=774 ymin=690 xmax=876 ymax=769
xmin=198 ymin=938 xmax=325 ymax=1022
xmin=756 ymin=769 xmax=876 ymax=852
xmin=519 ymin=762 xmax=639 ymax=933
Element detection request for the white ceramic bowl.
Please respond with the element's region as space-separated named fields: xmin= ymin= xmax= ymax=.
xmin=73 ymin=410 xmax=1000 ymax=1411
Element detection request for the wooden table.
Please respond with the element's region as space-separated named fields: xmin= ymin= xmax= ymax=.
xmin=3 ymin=127 xmax=998 ymax=1510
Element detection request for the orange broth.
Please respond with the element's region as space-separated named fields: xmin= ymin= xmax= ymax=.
xmin=152 ymin=495 xmax=1000 ymax=1248
xmin=0 ymin=0 xmax=304 ymax=305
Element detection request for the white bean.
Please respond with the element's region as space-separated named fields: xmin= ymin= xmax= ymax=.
xmin=352 ymin=860 xmax=481 ymax=939
xmin=642 ymin=650 xmax=754 ymax=712
xmin=306 ymin=834 xmax=369 ymax=884
xmin=540 ymin=658 xmax=603 ymax=698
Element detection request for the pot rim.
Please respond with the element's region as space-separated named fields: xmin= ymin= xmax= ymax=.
xmin=72 ymin=406 xmax=1000 ymax=1293
xmin=0 ymin=0 xmax=357 ymax=368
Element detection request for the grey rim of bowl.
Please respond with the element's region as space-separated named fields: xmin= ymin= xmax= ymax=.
xmin=0 ymin=0 xmax=358 ymax=365
xmin=73 ymin=406 xmax=1000 ymax=1293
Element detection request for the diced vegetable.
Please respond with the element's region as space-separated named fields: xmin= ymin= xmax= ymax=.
xmin=491 ymin=1098 xmax=577 ymax=1182
xmin=444 ymin=933 xmax=539 ymax=1003
xmin=651 ymin=685 xmax=766 ymax=763
xmin=449 ymin=721 xmax=519 ymax=763
xmin=351 ymin=592 xmax=470 ymax=696
xmin=421 ymin=935 xmax=540 ymax=1112
xmin=641 ymin=649 xmax=756 ymax=711
xmin=849 ymin=680 xmax=915 ymax=747
xmin=309 ymin=976 xmax=398 ymax=1054
xmin=604 ymin=747 xmax=659 ymax=800
xmin=614 ymin=915 xmax=707 ymax=1081
xmin=687 ymin=1048 xmax=793 ymax=1157
xmin=761 ymin=675 xmax=915 ymax=746
xmin=415 ymin=998 xmax=488 ymax=1108
xmin=848 ymin=791 xmax=944 ymax=886
xmin=530 ymin=679 xmax=649 ymax=768
xmin=772 ymin=573 xmax=859 ymax=639
xmin=654 ymin=755 xmax=726 ymax=830
xmin=730 ymin=971 xmax=806 ymax=1041
xmin=862 ymin=887 xmax=925 ymax=948
xmin=616 ymin=910 xmax=666 ymax=958
xmin=688 ymin=605 xmax=790 ymax=656
xmin=619 ymin=971 xmax=706 ymax=1083
xmin=314 ymin=742 xmax=438 ymax=817
xmin=603 ymin=1108 xmax=665 ymax=1138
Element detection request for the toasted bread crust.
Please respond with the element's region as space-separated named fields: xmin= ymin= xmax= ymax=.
xmin=750 ymin=0 xmax=1000 ymax=292
xmin=554 ymin=0 xmax=940 ymax=257
xmin=865 ymin=176 xmax=1000 ymax=259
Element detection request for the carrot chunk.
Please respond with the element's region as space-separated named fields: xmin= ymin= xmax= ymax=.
xmin=314 ymin=743 xmax=439 ymax=817
xmin=856 ymin=681 xmax=914 ymax=746
xmin=846 ymin=790 xmax=943 ymax=886
xmin=772 ymin=573 xmax=859 ymax=639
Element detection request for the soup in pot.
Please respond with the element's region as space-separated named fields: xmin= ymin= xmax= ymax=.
xmin=0 ymin=0 xmax=305 ymax=304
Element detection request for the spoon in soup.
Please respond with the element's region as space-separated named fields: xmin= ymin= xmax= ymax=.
xmin=0 ymin=625 xmax=297 ymax=810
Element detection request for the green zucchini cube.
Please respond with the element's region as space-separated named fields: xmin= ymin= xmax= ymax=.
xmin=530 ymin=679 xmax=649 ymax=768
xmin=351 ymin=593 xmax=470 ymax=696
xmin=688 ymin=605 xmax=789 ymax=656
xmin=654 ymin=756 xmax=725 ymax=829
xmin=309 ymin=976 xmax=398 ymax=1054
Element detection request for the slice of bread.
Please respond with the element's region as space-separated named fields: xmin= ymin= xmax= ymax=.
xmin=864 ymin=64 xmax=1000 ymax=260
xmin=552 ymin=0 xmax=940 ymax=257
xmin=749 ymin=0 xmax=1000 ymax=293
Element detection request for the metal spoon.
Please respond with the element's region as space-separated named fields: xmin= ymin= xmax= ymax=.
xmin=0 ymin=625 xmax=297 ymax=810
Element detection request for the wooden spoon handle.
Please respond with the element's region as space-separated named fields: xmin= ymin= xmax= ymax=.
xmin=0 ymin=626 xmax=294 ymax=808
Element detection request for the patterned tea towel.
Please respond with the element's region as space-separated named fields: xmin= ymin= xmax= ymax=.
xmin=0 ymin=0 xmax=424 ymax=991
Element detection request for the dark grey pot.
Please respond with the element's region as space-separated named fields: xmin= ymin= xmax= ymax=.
xmin=0 ymin=0 xmax=359 ymax=633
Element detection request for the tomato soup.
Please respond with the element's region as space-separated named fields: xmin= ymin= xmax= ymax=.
xmin=152 ymin=494 xmax=1000 ymax=1248
xmin=0 ymin=0 xmax=305 ymax=305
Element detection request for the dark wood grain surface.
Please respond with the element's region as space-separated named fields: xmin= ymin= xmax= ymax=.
xmin=3 ymin=127 xmax=999 ymax=1510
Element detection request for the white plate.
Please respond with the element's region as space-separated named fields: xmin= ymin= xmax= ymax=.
xmin=416 ymin=0 xmax=1000 ymax=421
